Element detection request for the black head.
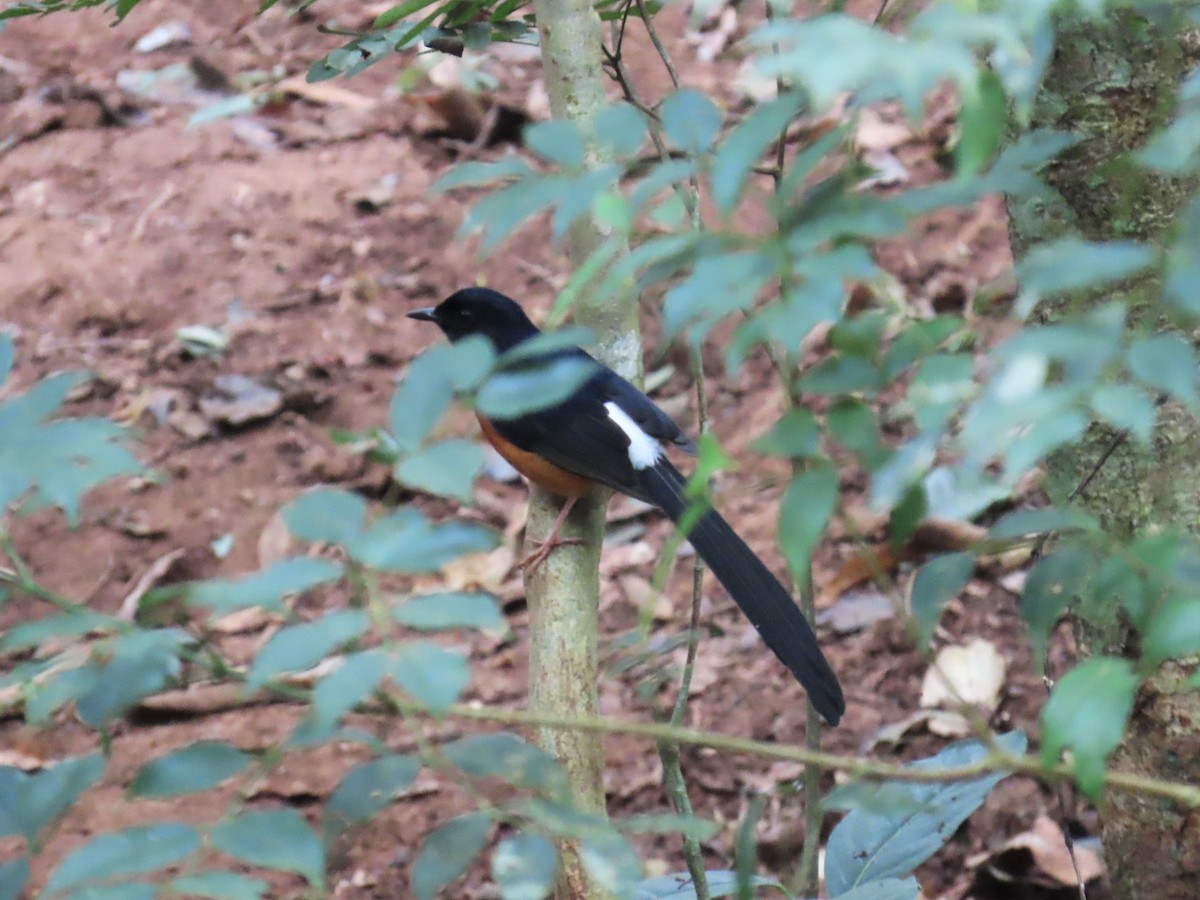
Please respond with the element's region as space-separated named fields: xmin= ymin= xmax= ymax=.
xmin=408 ymin=288 xmax=540 ymax=351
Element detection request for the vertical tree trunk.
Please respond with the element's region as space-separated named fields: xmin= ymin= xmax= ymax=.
xmin=1007 ymin=9 xmax=1200 ymax=898
xmin=526 ymin=0 xmax=638 ymax=895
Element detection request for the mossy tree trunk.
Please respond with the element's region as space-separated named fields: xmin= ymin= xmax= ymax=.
xmin=1007 ymin=9 xmax=1200 ymax=898
xmin=527 ymin=0 xmax=637 ymax=896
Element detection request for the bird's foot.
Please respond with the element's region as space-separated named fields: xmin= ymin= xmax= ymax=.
xmin=519 ymin=535 xmax=585 ymax=572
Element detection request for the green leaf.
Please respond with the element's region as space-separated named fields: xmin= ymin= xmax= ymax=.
xmin=441 ymin=733 xmax=567 ymax=795
xmin=752 ymin=13 xmax=978 ymax=117
xmin=0 ymin=332 xmax=12 ymax=387
xmin=392 ymin=592 xmax=505 ymax=632
xmin=76 ymin=630 xmax=186 ymax=726
xmin=710 ymin=94 xmax=802 ymax=216
xmin=592 ymin=103 xmax=647 ymax=158
xmin=247 ymin=610 xmax=369 ymax=688
xmin=578 ymin=831 xmax=642 ymax=895
xmin=390 ymin=340 xmax=494 ymax=451
xmin=282 ymin=489 xmax=367 ymax=546
xmin=434 ymin=157 xmax=536 ymax=192
xmin=752 ymin=408 xmax=821 ymax=459
xmin=1014 ymin=238 xmax=1154 ymax=317
xmin=824 ymin=731 xmax=1027 ymax=895
xmin=910 ymin=552 xmax=975 ymax=646
xmin=662 ymin=252 xmax=774 ymax=343
xmin=389 ymin=641 xmax=469 ymax=711
xmin=0 ymin=857 xmax=29 ymax=900
xmin=955 ymin=69 xmax=1006 ymax=178
xmin=1127 ymin=333 xmax=1199 ymax=407
xmin=1138 ymin=109 xmax=1200 ymax=173
xmin=375 ymin=0 xmax=438 ymax=28
xmin=299 ymin=650 xmax=390 ymax=743
xmin=827 ymin=398 xmax=887 ymax=469
xmin=476 ymin=357 xmax=598 ymax=420
xmin=129 ymin=741 xmax=251 ymax=798
xmin=491 ymin=832 xmax=557 ymax=900
xmin=881 ymin=317 xmax=963 ymax=381
xmin=185 ymin=557 xmax=342 ymax=614
xmin=0 ymin=610 xmax=117 ymax=653
xmin=524 ymin=119 xmax=587 ymax=168
xmin=323 ymin=754 xmax=422 ymax=838
xmin=633 ymin=870 xmax=787 ymax=899
xmin=394 ymin=439 xmax=485 ymax=503
xmin=1142 ymin=597 xmax=1200 ymax=667
xmin=1041 ymin=657 xmax=1137 ymax=800
xmin=778 ymin=463 xmax=839 ymax=583
xmin=0 ymin=371 xmax=142 ymax=523
xmin=210 ymin=809 xmax=324 ymax=886
xmin=1163 ymin=196 xmax=1200 ymax=316
xmin=987 ymin=507 xmax=1096 ymax=540
xmin=1091 ymin=383 xmax=1157 ymax=443
xmin=412 ymin=812 xmax=492 ymax=900
xmin=799 ymin=354 xmax=882 ymax=395
xmin=45 ymin=823 xmax=199 ymax=894
xmin=188 ymin=94 xmax=261 ymax=128
xmin=660 ymin=89 xmax=722 ymax=154
xmin=1020 ymin=547 xmax=1089 ymax=671
xmin=391 ymin=349 xmax=457 ymax=453
xmin=168 ymin=871 xmax=269 ymax=900
xmin=22 ymin=664 xmax=98 ymax=727
xmin=349 ymin=508 xmax=499 ymax=572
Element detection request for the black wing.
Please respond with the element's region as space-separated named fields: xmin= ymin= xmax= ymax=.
xmin=489 ymin=351 xmax=694 ymax=503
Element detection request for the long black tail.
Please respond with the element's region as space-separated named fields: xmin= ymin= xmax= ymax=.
xmin=638 ymin=458 xmax=845 ymax=725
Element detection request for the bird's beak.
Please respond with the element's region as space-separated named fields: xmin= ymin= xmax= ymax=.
xmin=407 ymin=307 xmax=438 ymax=322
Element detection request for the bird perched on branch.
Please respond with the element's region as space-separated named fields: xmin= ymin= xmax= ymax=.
xmin=408 ymin=287 xmax=845 ymax=725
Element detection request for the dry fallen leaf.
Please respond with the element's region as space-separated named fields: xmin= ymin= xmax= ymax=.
xmin=0 ymin=746 xmax=49 ymax=771
xmin=275 ymin=74 xmax=375 ymax=111
xmin=257 ymin=507 xmax=298 ymax=569
xmin=816 ymin=544 xmax=900 ymax=609
xmin=920 ymin=638 xmax=1007 ymax=716
xmin=972 ymin=814 xmax=1105 ymax=892
xmin=854 ymin=108 xmax=912 ymax=152
xmin=118 ymin=547 xmax=187 ymax=620
xmin=211 ymin=605 xmax=278 ymax=635
xmin=816 ymin=587 xmax=895 ymax=635
xmin=421 ymin=545 xmax=517 ymax=594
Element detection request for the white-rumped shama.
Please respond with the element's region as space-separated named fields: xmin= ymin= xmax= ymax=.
xmin=408 ymin=287 xmax=845 ymax=725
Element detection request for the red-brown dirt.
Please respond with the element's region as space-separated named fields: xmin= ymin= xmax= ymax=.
xmin=0 ymin=2 xmax=1106 ymax=898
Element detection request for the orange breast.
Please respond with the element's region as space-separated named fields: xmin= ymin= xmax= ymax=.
xmin=477 ymin=415 xmax=594 ymax=499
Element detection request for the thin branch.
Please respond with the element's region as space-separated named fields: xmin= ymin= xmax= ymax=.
xmin=1042 ymin=637 xmax=1086 ymax=898
xmin=433 ymin=702 xmax=1200 ymax=807
xmin=125 ymin=643 xmax=1200 ymax=811
xmin=0 ymin=534 xmax=91 ymax=616
xmin=656 ymin=344 xmax=713 ymax=900
xmin=635 ymin=0 xmax=681 ymax=89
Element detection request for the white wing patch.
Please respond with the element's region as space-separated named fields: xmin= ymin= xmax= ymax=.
xmin=604 ymin=401 xmax=662 ymax=470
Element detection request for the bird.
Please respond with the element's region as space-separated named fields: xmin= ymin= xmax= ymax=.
xmin=407 ymin=287 xmax=845 ymax=725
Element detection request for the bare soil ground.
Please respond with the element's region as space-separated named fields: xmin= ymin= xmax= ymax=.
xmin=0 ymin=3 xmax=1106 ymax=898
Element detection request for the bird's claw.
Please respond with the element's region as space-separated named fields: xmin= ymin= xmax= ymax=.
xmin=519 ymin=536 xmax=585 ymax=572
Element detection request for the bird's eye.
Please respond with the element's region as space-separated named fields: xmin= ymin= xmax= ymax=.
xmin=459 ymin=308 xmax=473 ymax=320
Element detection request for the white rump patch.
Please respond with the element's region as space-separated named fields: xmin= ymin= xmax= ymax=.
xmin=604 ymin=401 xmax=662 ymax=470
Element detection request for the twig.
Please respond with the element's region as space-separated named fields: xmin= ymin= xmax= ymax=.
xmin=760 ymin=2 xmax=826 ymax=892
xmin=1031 ymin=427 xmax=1127 ymax=563
xmin=0 ymin=534 xmax=91 ymax=616
xmin=432 ymin=703 xmax=1200 ymax=807
xmin=132 ymin=181 xmax=176 ymax=240
xmin=635 ymin=0 xmax=681 ymax=89
xmin=1039 ymin=672 xmax=1088 ymax=900
xmin=656 ymin=344 xmax=713 ymax=900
